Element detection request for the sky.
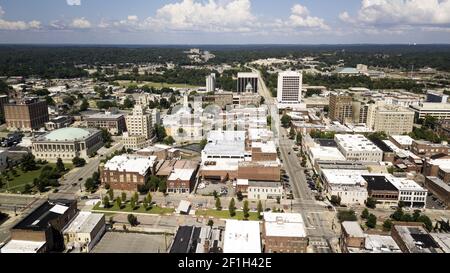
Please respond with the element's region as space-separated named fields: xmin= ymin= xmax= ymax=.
xmin=0 ymin=0 xmax=450 ymax=44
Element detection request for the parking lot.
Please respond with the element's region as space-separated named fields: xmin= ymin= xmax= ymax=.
xmin=196 ymin=180 xmax=233 ymax=197
xmin=426 ymin=193 xmax=448 ymax=210
xmin=92 ymin=231 xmax=173 ymax=253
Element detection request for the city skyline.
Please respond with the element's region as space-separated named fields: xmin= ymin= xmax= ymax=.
xmin=1 ymin=0 xmax=450 ymax=44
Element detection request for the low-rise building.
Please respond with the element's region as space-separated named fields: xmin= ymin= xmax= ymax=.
xmin=335 ymin=134 xmax=383 ymax=162
xmin=169 ymin=225 xmax=224 ymax=253
xmin=263 ymin=212 xmax=308 ymax=253
xmin=391 ymin=223 xmax=444 ymax=253
xmin=389 ymin=135 xmax=414 ymax=150
xmin=411 ymin=140 xmax=450 ymax=158
xmin=167 ymin=161 xmax=199 ymax=194
xmin=410 ymin=102 xmax=450 ymax=120
xmin=424 ymin=176 xmax=450 ymax=207
xmin=45 ymin=116 xmax=73 ymax=131
xmin=1 ymin=199 xmax=77 ymax=253
xmin=321 ymin=169 xmax=369 ymax=205
xmin=247 ymin=181 xmax=283 ymax=200
xmin=63 ymin=212 xmax=106 ymax=253
xmin=223 ymin=220 xmax=261 ymax=253
xmin=31 ymin=127 xmax=103 ymax=162
xmin=86 ymin=111 xmax=126 ymax=135
xmin=340 ymin=221 xmax=366 ymax=252
xmin=101 ymin=155 xmax=157 ymax=191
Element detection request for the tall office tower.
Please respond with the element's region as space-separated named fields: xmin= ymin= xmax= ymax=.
xmin=206 ymin=73 xmax=216 ymax=93
xmin=329 ymin=94 xmax=353 ymax=124
xmin=277 ymin=71 xmax=303 ymax=104
xmin=125 ymin=104 xmax=154 ymax=140
xmin=237 ymin=72 xmax=259 ymax=93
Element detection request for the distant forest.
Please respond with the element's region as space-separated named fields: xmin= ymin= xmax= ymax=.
xmin=1 ymin=44 xmax=450 ymax=78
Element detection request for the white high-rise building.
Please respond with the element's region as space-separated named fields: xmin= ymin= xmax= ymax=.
xmin=206 ymin=73 xmax=216 ymax=93
xmin=277 ymin=71 xmax=303 ymax=105
xmin=125 ymin=104 xmax=154 ymax=140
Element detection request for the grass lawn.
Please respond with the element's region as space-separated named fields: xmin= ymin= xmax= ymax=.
xmin=92 ymin=201 xmax=175 ymax=215
xmin=0 ymin=163 xmax=73 ymax=193
xmin=195 ymin=209 xmax=260 ymax=221
xmin=117 ymin=80 xmax=201 ymax=89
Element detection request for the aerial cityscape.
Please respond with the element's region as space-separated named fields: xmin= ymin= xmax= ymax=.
xmin=0 ymin=0 xmax=450 ymax=259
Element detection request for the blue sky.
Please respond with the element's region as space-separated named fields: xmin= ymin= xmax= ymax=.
xmin=0 ymin=0 xmax=449 ymax=44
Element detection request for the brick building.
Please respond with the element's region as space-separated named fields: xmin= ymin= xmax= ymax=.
xmin=263 ymin=212 xmax=308 ymax=253
xmin=4 ymin=98 xmax=49 ymax=131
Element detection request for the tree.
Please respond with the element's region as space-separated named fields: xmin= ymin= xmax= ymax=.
xmin=121 ymin=192 xmax=127 ymax=202
xmin=103 ymin=196 xmax=110 ymax=208
xmin=236 ymin=191 xmax=244 ymax=202
xmin=79 ymin=98 xmax=89 ymax=111
xmin=207 ymin=220 xmax=214 ymax=227
xmin=159 ymin=180 xmax=167 ymax=193
xmin=401 ymin=213 xmax=413 ymax=222
xmin=330 ymin=195 xmax=341 ymax=206
xmin=215 ymin=197 xmax=222 ymax=211
xmin=337 ymin=210 xmax=358 ymax=222
xmin=228 ymin=198 xmax=236 ymax=217
xmin=108 ymin=188 xmax=114 ymax=200
xmin=163 ymin=136 xmax=175 ymax=145
xmin=20 ymin=153 xmax=37 ymax=172
xmin=101 ymin=128 xmax=112 ymax=146
xmin=417 ymin=215 xmax=433 ymax=232
xmin=281 ymin=114 xmax=292 ymax=128
xmin=127 ymin=214 xmax=138 ymax=226
xmin=257 ymin=200 xmax=263 ymax=220
xmin=123 ymin=97 xmax=135 ymax=109
xmin=243 ymin=200 xmax=250 ymax=220
xmin=116 ymin=196 xmax=122 ymax=209
xmin=200 ymin=139 xmax=208 ymax=150
xmin=84 ymin=178 xmax=95 ymax=192
xmin=413 ymin=210 xmax=421 ymax=222
xmin=133 ymin=192 xmax=139 ymax=203
xmin=154 ymin=124 xmax=167 ymax=142
xmin=366 ymin=214 xmax=377 ymax=229
xmin=72 ymin=157 xmax=86 ymax=167
xmin=130 ymin=198 xmax=136 ymax=210
xmin=276 ymin=196 xmax=281 ymax=204
xmin=361 ymin=208 xmax=369 ymax=219
xmin=366 ymin=197 xmax=377 ymax=209
xmin=391 ymin=207 xmax=404 ymax=221
xmin=289 ymin=127 xmax=296 ymax=139
xmin=383 ymin=219 xmax=393 ymax=231
xmin=147 ymin=192 xmax=152 ymax=205
xmin=56 ymin=158 xmax=65 ymax=173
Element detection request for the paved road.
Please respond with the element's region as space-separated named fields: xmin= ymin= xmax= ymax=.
xmin=50 ymin=141 xmax=124 ymax=200
xmin=252 ymin=66 xmax=337 ymax=252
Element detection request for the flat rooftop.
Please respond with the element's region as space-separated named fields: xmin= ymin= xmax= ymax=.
xmin=310 ymin=146 xmax=345 ymax=161
xmin=223 ymin=220 xmax=261 ymax=253
xmin=263 ymin=212 xmax=306 ymax=238
xmin=335 ymin=134 xmax=382 ymax=153
xmin=63 ymin=212 xmax=104 ymax=234
xmin=393 ymin=225 xmax=441 ymax=253
xmin=363 ymin=175 xmax=398 ymax=192
xmin=13 ymin=199 xmax=74 ymax=231
xmin=322 ymin=169 xmax=368 ymax=186
xmin=0 ymin=240 xmax=46 ymax=253
xmin=390 ymin=135 xmax=414 ymax=146
xmin=104 ymin=155 xmax=157 ymax=176
xmin=342 ymin=221 xmax=365 ymax=238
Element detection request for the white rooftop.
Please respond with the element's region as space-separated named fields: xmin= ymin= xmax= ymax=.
xmin=104 ymin=155 xmax=157 ymax=176
xmin=0 ymin=240 xmax=46 ymax=253
xmin=251 ymin=141 xmax=277 ymax=154
xmin=428 ymin=158 xmax=450 ymax=172
xmin=363 ymin=235 xmax=402 ymax=253
xmin=309 ymin=146 xmax=345 ymax=162
xmin=50 ymin=204 xmax=69 ymax=215
xmin=177 ymin=200 xmax=191 ymax=214
xmin=389 ymin=176 xmax=427 ymax=192
xmin=263 ymin=212 xmax=306 ymax=238
xmin=322 ymin=169 xmax=369 ymax=186
xmin=342 ymin=221 xmax=365 ymax=238
xmin=335 ymin=134 xmax=382 ymax=152
xmin=223 ymin=220 xmax=261 ymax=253
xmin=237 ymin=72 xmax=259 ymax=78
xmin=390 ymin=135 xmax=414 ymax=146
xmin=63 ymin=212 xmax=104 ymax=234
xmin=168 ymin=168 xmax=196 ymax=181
xmin=207 ymin=130 xmax=246 ymax=143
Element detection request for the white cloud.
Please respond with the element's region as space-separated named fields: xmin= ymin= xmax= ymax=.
xmin=288 ymin=4 xmax=329 ymax=30
xmin=342 ymin=0 xmax=450 ymax=26
xmin=0 ymin=5 xmax=41 ymax=30
xmin=147 ymin=0 xmax=257 ymax=32
xmin=71 ymin=17 xmax=91 ymax=29
xmin=67 ymin=0 xmax=81 ymax=6
xmin=127 ymin=15 xmax=138 ymax=22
